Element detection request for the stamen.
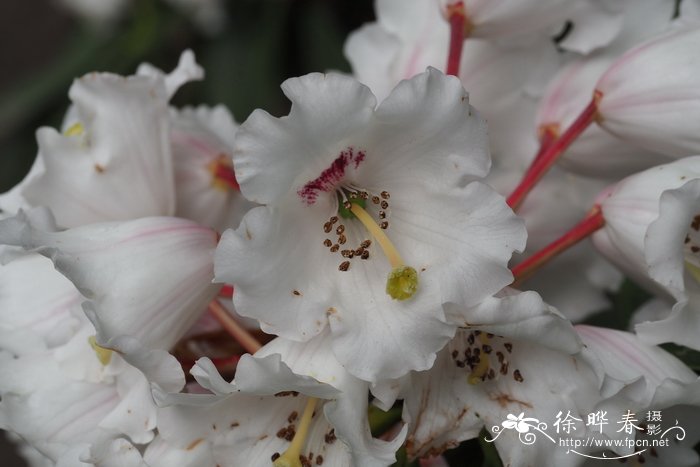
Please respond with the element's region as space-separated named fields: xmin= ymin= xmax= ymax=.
xmin=64 ymin=122 xmax=84 ymax=136
xmin=88 ymin=335 xmax=112 ymax=366
xmin=273 ymin=397 xmax=318 ymax=467
xmin=208 ymin=156 xmax=240 ymax=192
xmin=686 ymin=261 xmax=700 ymax=284
xmin=349 ymin=203 xmax=418 ymax=300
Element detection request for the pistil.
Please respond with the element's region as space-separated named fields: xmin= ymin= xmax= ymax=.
xmin=208 ymin=156 xmax=239 ymax=192
xmin=349 ymin=203 xmax=418 ymax=300
xmin=468 ymin=333 xmax=490 ymax=384
xmin=273 ymin=397 xmax=319 ymax=467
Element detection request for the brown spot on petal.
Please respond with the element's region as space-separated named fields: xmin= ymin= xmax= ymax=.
xmin=489 ymin=392 xmax=532 ymax=409
xmin=94 ymin=164 xmax=105 ymax=173
xmin=324 ymin=429 xmax=337 ymax=444
xmin=186 ymin=438 xmax=204 ymax=450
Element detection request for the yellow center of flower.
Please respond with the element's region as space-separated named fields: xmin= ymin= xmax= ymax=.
xmin=685 ymin=261 xmax=700 ymax=285
xmin=88 ymin=335 xmax=112 ymax=366
xmin=349 ymin=203 xmax=418 ymax=300
xmin=64 ymin=122 xmax=84 ymax=136
xmin=273 ymin=397 xmax=319 ymax=467
xmin=207 ymin=155 xmax=239 ymax=193
xmin=468 ymin=333 xmax=491 ymax=385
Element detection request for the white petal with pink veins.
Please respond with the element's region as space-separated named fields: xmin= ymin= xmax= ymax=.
xmin=0 ymin=211 xmax=219 ymax=350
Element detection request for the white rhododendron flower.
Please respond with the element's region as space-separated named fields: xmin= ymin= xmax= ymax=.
xmin=592 ymin=157 xmax=700 ymax=350
xmin=345 ymin=0 xmax=560 ymax=167
xmin=0 ymin=252 xmax=84 ymax=350
xmin=438 ymin=0 xmax=578 ymax=41
xmin=0 ymin=51 xmax=203 ymax=227
xmin=150 ymin=346 xmax=405 ymax=467
xmin=0 ymin=305 xmax=183 ymax=465
xmin=396 ymin=291 xmax=615 ymax=465
xmin=216 ymin=68 xmax=525 ymax=382
xmin=3 ymin=1 xmax=700 ymax=465
xmin=577 ymin=325 xmax=700 ymax=466
xmin=170 ymin=105 xmax=254 ymax=231
xmin=0 ymin=210 xmax=220 ymax=351
xmin=593 ymin=25 xmax=700 ymax=159
xmin=536 ymin=0 xmax=680 ymax=177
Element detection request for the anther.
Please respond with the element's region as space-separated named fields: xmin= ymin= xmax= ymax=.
xmin=372 ymin=196 xmax=380 ymax=204
xmin=513 ymin=369 xmax=524 ymax=382
xmin=323 ymin=239 xmax=332 ymax=247
xmin=341 ymin=250 xmax=354 ymax=258
xmin=338 ymin=235 xmax=347 ymax=245
xmin=330 ymin=216 xmax=338 ymax=224
xmin=380 ymin=201 xmax=389 ymax=209
xmin=381 ymin=191 xmax=390 ymax=199
xmin=361 ymin=251 xmax=370 ymax=260
xmin=343 ymin=201 xmax=352 ymax=210
xmin=273 ymin=398 xmax=319 ymax=467
xmin=379 ymin=211 xmax=386 ymax=219
xmin=330 ymin=244 xmax=339 ymax=253
xmin=336 ymin=225 xmax=345 ymax=235
xmin=380 ymin=221 xmax=389 ymax=229
xmin=323 ymin=222 xmax=332 ymax=233
xmin=361 ymin=240 xmax=371 ymax=248
xmin=339 ymin=261 xmax=350 ymax=271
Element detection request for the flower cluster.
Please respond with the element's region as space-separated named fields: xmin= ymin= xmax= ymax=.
xmin=2 ymin=1 xmax=700 ymax=466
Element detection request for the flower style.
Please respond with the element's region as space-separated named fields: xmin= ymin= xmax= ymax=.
xmin=215 ymin=68 xmax=525 ymax=382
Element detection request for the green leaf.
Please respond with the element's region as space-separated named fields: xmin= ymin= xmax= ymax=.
xmin=369 ymin=404 xmax=403 ymax=437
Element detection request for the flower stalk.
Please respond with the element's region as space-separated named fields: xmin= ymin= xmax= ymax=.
xmin=512 ymin=205 xmax=605 ymax=286
xmin=446 ymin=2 xmax=468 ymax=76
xmin=208 ymin=299 xmax=262 ymax=354
xmin=507 ymin=95 xmax=600 ymax=211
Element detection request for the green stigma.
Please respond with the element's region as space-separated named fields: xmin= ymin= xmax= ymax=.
xmin=338 ymin=194 xmax=366 ymax=219
xmin=386 ymin=266 xmax=418 ymax=300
